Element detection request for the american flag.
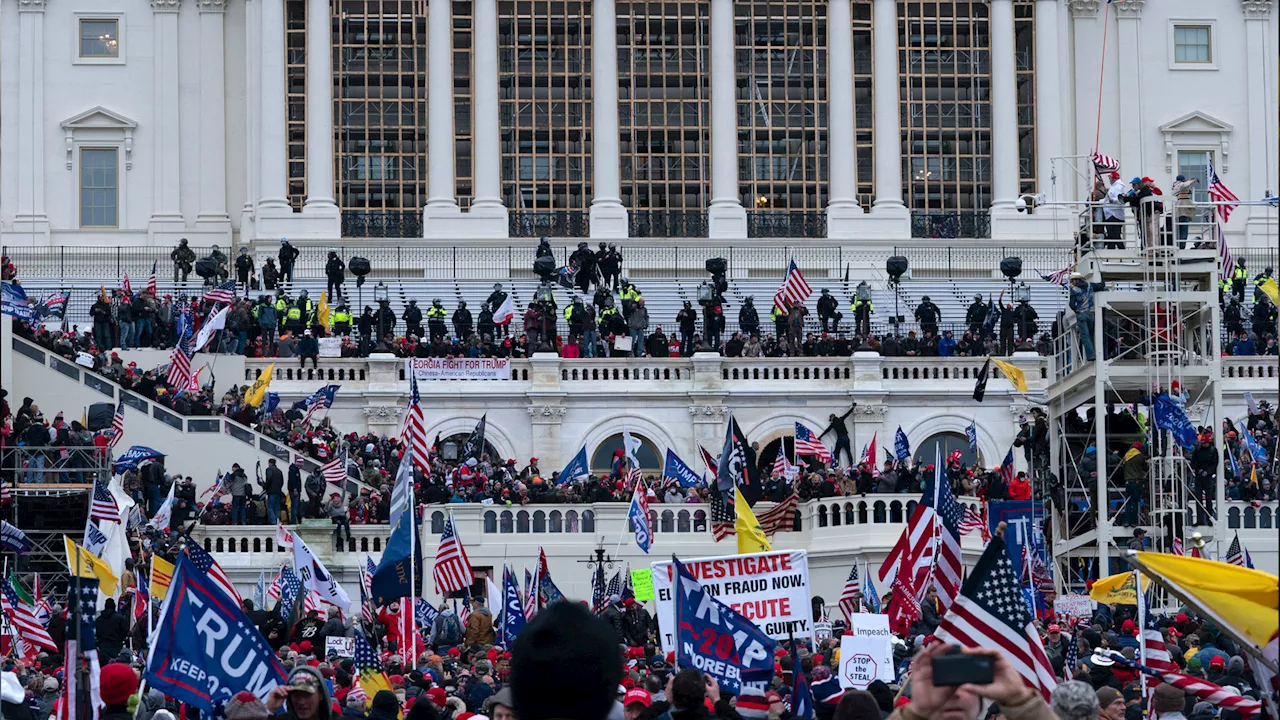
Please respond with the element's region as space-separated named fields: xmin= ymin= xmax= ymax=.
xmin=1224 ymin=532 xmax=1246 ymax=566
xmin=146 ymin=261 xmax=158 ymax=296
xmin=0 ymin=576 xmax=57 ymax=656
xmin=299 ymin=384 xmax=339 ymax=426
xmin=121 ymin=272 xmax=132 ymax=295
xmin=1137 ymin=584 xmax=1177 ymax=715
xmin=934 ymin=535 xmax=1057 ymax=702
xmin=1170 ymin=537 xmax=1184 ymax=556
xmin=959 ymin=503 xmax=991 ymax=543
xmin=361 ymin=556 xmax=377 ymax=626
xmin=278 ymin=564 xmax=303 ymax=619
xmin=773 ymin=258 xmax=812 ymax=311
xmin=89 ymin=480 xmax=120 ymax=523
xmin=1021 ymin=543 xmax=1056 ymax=603
xmin=1090 ymin=150 xmax=1119 ymax=173
xmin=591 ymin=567 xmax=608 ymax=612
xmin=999 ymin=447 xmax=1015 ymax=486
xmin=433 ymin=513 xmax=474 ymax=595
xmin=186 ymin=540 xmax=242 ymax=602
xmin=606 ymin=570 xmax=624 ymax=599
xmin=709 ymin=489 xmax=736 ymax=542
xmin=322 ymin=450 xmax=348 ymax=487
xmin=757 ymin=494 xmax=800 ymax=536
xmin=405 ymin=375 xmax=431 ymax=475
xmin=109 ymin=399 xmax=126 ymax=449
xmin=266 ymin=566 xmax=284 ymax=602
xmin=0 ymin=477 xmax=10 ymax=504
xmin=458 ymin=588 xmax=472 ymax=624
xmin=203 ymin=280 xmax=237 ymax=304
xmin=795 ymin=422 xmax=831 ymax=463
xmin=1107 ymin=653 xmax=1261 ymax=719
xmin=1208 ymin=164 xmax=1240 ymax=223
xmin=1216 ymin=219 xmax=1235 ymax=282
xmin=166 ymin=344 xmax=194 ymax=390
xmin=523 ymin=568 xmax=537 ymax=619
xmin=772 ymin=446 xmax=791 ymax=478
xmin=31 ymin=574 xmax=51 ymax=629
xmin=1038 ymin=267 xmax=1071 ymax=287
xmin=838 ymin=565 xmax=861 ymax=622
xmin=880 ymin=448 xmax=964 ymax=609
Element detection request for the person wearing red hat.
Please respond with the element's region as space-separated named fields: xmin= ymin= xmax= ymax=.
xmin=1043 ymin=624 xmax=1070 ymax=676
xmin=623 ymin=688 xmax=652 ymax=720
xmin=99 ymin=662 xmax=140 ymax=718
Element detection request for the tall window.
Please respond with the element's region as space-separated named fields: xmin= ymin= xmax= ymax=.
xmin=80 ymin=148 xmax=119 ymax=228
xmin=454 ymin=0 xmax=475 ymax=207
xmin=1177 ymin=150 xmax=1213 ymax=203
xmin=79 ymin=18 xmax=120 ymax=59
xmin=1173 ymin=25 xmax=1211 ymax=64
xmin=286 ymin=0 xmax=308 ymax=210
xmin=1014 ymin=2 xmax=1036 ymax=196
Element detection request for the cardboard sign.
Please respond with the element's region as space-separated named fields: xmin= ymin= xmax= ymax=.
xmin=814 ymin=621 xmax=833 ymax=641
xmin=318 ymin=337 xmax=342 ymax=357
xmin=631 ymin=569 xmax=654 ymax=601
xmin=326 ymin=636 xmax=355 ymax=659
xmin=1053 ymin=594 xmax=1093 ymax=619
xmin=838 ymin=635 xmax=894 ymax=689
xmin=651 ymin=550 xmax=812 ymax=653
xmin=849 ymin=613 xmax=892 ymax=638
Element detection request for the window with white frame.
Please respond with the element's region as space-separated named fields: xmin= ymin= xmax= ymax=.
xmin=80 ymin=148 xmax=119 ymax=228
xmin=79 ymin=18 xmax=120 ymax=59
xmin=1173 ymin=25 xmax=1212 ymax=64
xmin=1177 ymin=150 xmax=1213 ymax=202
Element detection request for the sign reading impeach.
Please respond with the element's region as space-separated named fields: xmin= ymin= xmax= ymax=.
xmin=407 ymin=357 xmax=512 ymax=381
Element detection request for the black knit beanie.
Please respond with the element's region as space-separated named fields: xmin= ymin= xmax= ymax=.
xmin=511 ymin=601 xmax=623 ymax=720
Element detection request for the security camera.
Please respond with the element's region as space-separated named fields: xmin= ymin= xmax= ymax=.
xmin=1014 ymin=197 xmax=1028 ymax=213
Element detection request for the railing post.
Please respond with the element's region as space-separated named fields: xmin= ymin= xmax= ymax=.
xmin=60 ymin=246 xmax=65 ymax=279
xmin=452 ymin=246 xmax=457 ymax=277
xmin=117 ymin=248 xmax=122 ymax=278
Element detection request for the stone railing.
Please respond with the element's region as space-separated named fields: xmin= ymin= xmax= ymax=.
xmin=1222 ymin=356 xmax=1279 ymax=381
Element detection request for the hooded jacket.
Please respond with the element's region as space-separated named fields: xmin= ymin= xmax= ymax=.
xmin=283 ymin=665 xmax=333 ymax=720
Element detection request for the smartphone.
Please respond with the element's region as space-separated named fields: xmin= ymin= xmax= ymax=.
xmin=932 ymin=648 xmax=994 ymax=686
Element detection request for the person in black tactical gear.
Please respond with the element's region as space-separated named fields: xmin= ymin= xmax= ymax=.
xmin=486 ymin=284 xmax=509 ymax=337
xmin=325 ymin=250 xmax=345 ymax=301
xmin=478 ymin=301 xmax=495 ymax=341
xmin=357 ymin=306 xmax=375 ymax=355
xmin=208 ymin=245 xmax=230 ymax=284
xmin=816 ymin=288 xmax=841 ymax=333
xmin=427 ymin=298 xmax=448 ymax=340
xmin=1014 ymin=297 xmax=1039 ymax=344
xmin=278 ymin=238 xmax=299 ymax=285
xmin=570 ymin=241 xmax=597 ymax=292
xmin=914 ymin=295 xmax=940 ymax=337
xmin=598 ymin=242 xmax=623 ymax=292
xmin=235 ymin=247 xmax=255 ymax=288
xmin=565 ymin=296 xmax=586 ymax=342
xmin=171 ymin=238 xmax=196 ymax=282
xmin=374 ymin=300 xmax=397 ymax=340
xmin=262 ymin=257 xmax=280 ymax=290
xmin=403 ymin=299 xmax=423 ymax=338
xmin=738 ymin=296 xmax=759 ymax=337
xmin=1224 ymin=296 xmax=1244 ymax=337
xmin=593 ymin=286 xmax=613 ymax=313
xmin=676 ymin=301 xmax=698 ymax=357
xmin=453 ymin=301 xmax=474 ymax=339
xmin=966 ymin=294 xmax=989 ymax=337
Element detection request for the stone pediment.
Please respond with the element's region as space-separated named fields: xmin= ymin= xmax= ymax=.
xmin=1157 ymin=111 xmax=1233 ymax=173
xmin=60 ymin=106 xmax=138 ymax=170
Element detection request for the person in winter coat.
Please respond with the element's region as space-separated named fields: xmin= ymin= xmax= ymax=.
xmin=622 ymin=598 xmax=652 ymax=647
xmin=326 ymin=251 xmax=346 ymax=300
xmin=599 ymin=594 xmax=627 ymax=645
xmin=235 ymin=247 xmax=256 ymax=287
xmin=374 ymin=300 xmax=397 ymax=340
xmin=464 ymin=595 xmax=496 ymax=646
xmin=453 ymin=301 xmax=474 ymax=340
xmin=914 ymin=296 xmax=941 ymax=337
xmin=816 ymin=289 xmax=840 ymax=332
xmin=257 ymin=296 xmax=279 ymax=349
xmin=266 ymin=665 xmax=333 ymax=720
xmin=646 ymin=327 xmax=669 ymax=358
xmin=738 ymin=297 xmax=759 ymax=336
xmin=403 ymin=300 xmax=423 ymax=338
xmin=676 ymin=302 xmax=698 ymax=356
xmin=570 ymin=242 xmax=598 ymax=292
xmin=263 ymin=457 xmax=285 ymax=524
xmin=95 ymin=598 xmax=130 ymax=658
xmin=299 ymin=330 xmax=320 ymax=368
xmin=279 ymin=239 xmax=300 ymax=283
xmin=627 ymin=298 xmax=649 ymax=356
xmin=262 ymin=258 xmax=280 ymax=290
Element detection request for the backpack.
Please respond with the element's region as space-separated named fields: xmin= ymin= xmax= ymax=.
xmin=436 ymin=612 xmax=463 ymax=645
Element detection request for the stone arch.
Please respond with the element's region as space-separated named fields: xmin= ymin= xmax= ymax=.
xmin=577 ymin=413 xmax=681 ymax=467
xmin=902 ymin=413 xmax=999 ymax=467
xmin=421 ymin=416 xmax=518 ymax=461
xmin=746 ymin=413 xmax=831 ymax=449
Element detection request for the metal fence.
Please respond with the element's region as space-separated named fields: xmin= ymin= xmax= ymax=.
xmin=0 ymin=445 xmax=109 ymax=485
xmin=341 ymin=210 xmax=423 ymax=239
xmin=910 ymin=210 xmax=992 ymax=239
xmin=747 ymin=211 xmax=827 ymax=238
xmin=1 ymin=244 xmax=219 ymax=281
xmin=508 ymin=211 xmax=590 ymax=238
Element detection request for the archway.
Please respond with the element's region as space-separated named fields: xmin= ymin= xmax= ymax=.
xmin=591 ymin=432 xmax=662 ymax=473
xmin=913 ymin=431 xmax=982 ymax=468
xmin=439 ymin=432 xmax=502 ymax=463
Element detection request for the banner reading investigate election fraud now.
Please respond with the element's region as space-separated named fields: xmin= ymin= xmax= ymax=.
xmin=651 ymin=550 xmax=812 ymax=653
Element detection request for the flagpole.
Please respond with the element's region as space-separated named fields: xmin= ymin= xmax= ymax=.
xmin=1134 ymin=569 xmax=1148 ymax=706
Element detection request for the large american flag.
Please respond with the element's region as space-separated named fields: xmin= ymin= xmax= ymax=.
xmin=1108 ymin=653 xmax=1262 ymax=719
xmin=795 ymin=422 xmax=831 ymax=463
xmin=757 ymin=494 xmax=800 ymax=536
xmin=146 ymin=261 xmax=158 ymax=296
xmin=109 ymin=399 xmax=126 ymax=449
xmin=838 ymin=565 xmax=861 ymax=622
xmin=89 ymin=480 xmax=120 ymax=523
xmin=959 ymin=502 xmax=991 ymax=543
xmin=709 ymin=489 xmax=735 ymax=542
xmin=433 ymin=514 xmax=474 ymax=595
xmin=204 ymin=280 xmax=237 ymax=304
xmin=0 ymin=576 xmax=57 ymax=656
xmin=1208 ymin=164 xmax=1240 ymax=223
xmin=1090 ymin=150 xmax=1119 ymax=173
xmin=322 ymin=450 xmax=348 ymax=487
xmin=1137 ymin=585 xmax=1177 ymax=710
xmin=880 ymin=450 xmax=963 ymax=609
xmin=361 ymin=555 xmax=377 ymax=625
xmin=405 ymin=375 xmax=431 ymax=475
xmin=186 ymin=541 xmax=242 ymax=602
xmin=934 ymin=535 xmax=1057 ymax=702
xmin=773 ymin=258 xmax=812 ymax=311
xmin=1224 ymin=532 xmax=1247 ymax=566
xmin=166 ymin=344 xmax=194 ymax=390
xmin=299 ymin=384 xmax=339 ymax=426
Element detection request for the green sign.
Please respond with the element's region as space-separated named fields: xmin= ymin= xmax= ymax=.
xmin=631 ymin=568 xmax=654 ymax=601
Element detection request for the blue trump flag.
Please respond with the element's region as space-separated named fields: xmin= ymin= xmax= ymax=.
xmin=987 ymin=501 xmax=1047 ymax=581
xmin=146 ymin=555 xmax=288 ymax=712
xmin=501 ymin=566 xmax=526 ymax=645
xmin=371 ymin=506 xmax=423 ymax=606
xmin=663 ymin=449 xmax=704 ymax=488
xmin=558 ymin=446 xmax=590 ymax=484
xmin=862 ymin=572 xmax=880 ymax=613
xmin=628 ymin=487 xmax=653 ymax=554
xmin=672 ymin=556 xmax=776 ymax=695
xmin=263 ymin=392 xmax=280 ymax=415
xmin=1239 ymin=421 xmax=1269 ymax=463
xmin=1152 ymin=393 xmax=1197 ymax=451
xmin=894 ymin=426 xmax=911 ymax=464
xmin=966 ymin=420 xmax=978 ymax=456
xmin=113 ymin=446 xmax=165 ymax=474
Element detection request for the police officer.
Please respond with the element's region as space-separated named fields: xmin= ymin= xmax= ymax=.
xmin=1231 ymin=258 xmax=1248 ymax=303
xmin=208 ymin=245 xmax=230 ymax=284
xmin=453 ymin=301 xmax=473 ymax=340
xmin=285 ymin=298 xmax=306 ymax=337
xmin=851 ymin=282 xmax=873 ymax=337
xmin=598 ymin=243 xmax=623 ymax=292
xmin=619 ymin=280 xmax=641 ymax=321
xmin=403 ymin=299 xmax=423 ymax=338
xmin=738 ymin=297 xmax=759 ymax=337
xmin=325 ymin=250 xmax=346 ymax=301
xmin=427 ymin=299 xmax=448 ymax=340
xmin=478 ymin=301 xmax=496 ymax=341
xmin=565 ymin=296 xmax=586 ymax=341
xmin=278 ymin=238 xmax=299 ymax=286
xmin=816 ymin=289 xmax=841 ymax=333
xmin=570 ymin=242 xmax=597 ymax=292
xmin=332 ymin=303 xmax=353 ymax=336
xmin=771 ymin=303 xmax=788 ymax=340
xmin=274 ymin=290 xmax=290 ymax=333
xmin=171 ymin=238 xmax=196 ymax=283
xmin=297 ymin=289 xmax=314 ymax=326
xmin=374 ymin=300 xmax=397 ymax=340
xmin=235 ymin=247 xmax=255 ymax=288
xmin=676 ymin=301 xmax=698 ymax=356
xmin=965 ymin=294 xmax=988 ymax=337
xmin=914 ymin=295 xmax=940 ymax=337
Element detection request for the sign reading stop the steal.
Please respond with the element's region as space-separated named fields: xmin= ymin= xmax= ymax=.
xmin=839 ymin=634 xmax=894 ymax=689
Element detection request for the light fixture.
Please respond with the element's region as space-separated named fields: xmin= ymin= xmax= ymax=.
xmin=374 ymin=281 xmax=389 ymax=303
xmin=1013 ymin=282 xmax=1031 ymax=304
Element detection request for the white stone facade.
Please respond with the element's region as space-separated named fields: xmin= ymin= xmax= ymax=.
xmin=0 ymin=0 xmax=1275 ymax=247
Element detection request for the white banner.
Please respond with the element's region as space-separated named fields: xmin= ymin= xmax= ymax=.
xmin=651 ymin=550 xmax=812 ymax=654
xmin=325 ymin=636 xmax=355 ymax=659
xmin=839 ymin=635 xmax=895 ymax=689
xmin=1053 ymin=594 xmax=1093 ymax=619
xmin=406 ymin=357 xmax=511 ymax=381
xmin=848 ymin=612 xmax=892 ymax=638
xmin=318 ymin=337 xmax=342 ymax=358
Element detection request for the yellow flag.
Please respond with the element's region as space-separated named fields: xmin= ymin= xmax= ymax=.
xmin=64 ymin=536 xmax=119 ymax=596
xmin=318 ymin=291 xmax=332 ymax=332
xmin=990 ymin=357 xmax=1028 ymax=393
xmin=1128 ymin=552 xmax=1277 ymax=654
xmin=1088 ymin=570 xmax=1150 ymax=605
xmin=735 ymin=488 xmax=773 ymax=555
xmin=245 ymin=362 xmax=276 ymax=407
xmin=150 ymin=556 xmax=175 ymax=601
xmin=1259 ymin=277 xmax=1279 ymax=308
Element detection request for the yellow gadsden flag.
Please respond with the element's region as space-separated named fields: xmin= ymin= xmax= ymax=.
xmin=1089 ymin=570 xmax=1151 ymax=605
xmin=245 ymin=362 xmax=276 ymax=407
xmin=1258 ymin=277 xmax=1279 ymax=308
xmin=318 ymin=291 xmax=332 ymax=332
xmin=150 ymin=555 xmax=175 ymax=601
xmin=735 ymin=487 xmax=773 ymax=555
xmin=990 ymin=357 xmax=1028 ymax=393
xmin=1129 ymin=551 xmax=1278 ymax=654
xmin=64 ymin=536 xmax=119 ymax=596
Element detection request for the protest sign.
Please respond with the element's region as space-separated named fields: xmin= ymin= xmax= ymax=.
xmin=849 ymin=613 xmax=892 ymax=638
xmin=838 ymin=635 xmax=894 ymax=690
xmin=631 ymin=568 xmax=654 ymax=601
xmin=814 ymin=621 xmax=833 ymax=641
xmin=318 ymin=337 xmax=342 ymax=357
xmin=1054 ymin=594 xmax=1093 ymax=619
xmin=672 ymin=557 xmax=776 ymax=696
xmin=652 ymin=550 xmax=811 ymax=653
xmin=326 ymin=636 xmax=355 ymax=658
xmin=407 ymin=357 xmax=511 ymax=381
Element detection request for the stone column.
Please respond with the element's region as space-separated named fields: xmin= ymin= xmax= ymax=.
xmin=258 ymin=0 xmax=292 ymax=213
xmin=196 ymin=0 xmax=232 ymax=236
xmin=1243 ymin=0 xmax=1275 ymax=221
xmin=150 ymin=0 xmax=185 ymax=235
xmin=240 ymin=0 xmax=261 ymax=234
xmin=707 ymin=0 xmax=746 ymax=238
xmin=468 ymin=0 xmax=509 ymax=234
xmin=425 ymin=0 xmax=458 ymax=216
xmin=303 ymin=0 xmax=340 ymax=221
xmin=826 ymin=0 xmax=864 ymax=236
xmin=988 ymin=0 xmax=1019 ymax=214
xmin=1034 ymin=0 xmax=1064 ymax=203
xmin=1114 ymin=1 xmax=1144 ymax=177
xmin=14 ymin=0 xmax=48 ymax=237
xmin=871 ymin=0 xmax=907 ymax=218
xmin=588 ymin=0 xmax=628 ymax=237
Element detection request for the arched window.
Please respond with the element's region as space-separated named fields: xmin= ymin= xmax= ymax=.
xmin=566 ymin=510 xmax=580 ymax=533
xmin=517 ymin=510 xmax=531 ymax=533
xmin=437 ymin=432 xmax=501 ymax=464
xmin=582 ymin=510 xmax=595 ymax=532
xmin=1261 ymin=507 xmax=1273 ymax=529
xmin=818 ymin=505 xmax=828 ymax=527
xmin=1244 ymin=506 xmax=1256 ymax=529
xmin=677 ymin=510 xmax=692 ymax=532
xmin=590 ymin=432 xmax=663 ymax=474
xmin=484 ymin=511 xmax=498 ymax=533
xmin=533 ymin=510 xmax=547 ymax=532
xmin=757 ymin=436 xmax=798 ymax=477
xmin=549 ymin=510 xmax=563 ymax=533
xmin=844 ymin=502 xmax=856 ymax=525
xmin=914 ymin=431 xmax=981 ymax=468
xmin=661 ymin=510 xmax=675 ymax=533
xmin=873 ymin=501 xmax=887 ymax=523
xmin=693 ymin=509 xmax=707 ymax=532
xmin=500 ymin=510 xmax=514 ymax=533
xmin=890 ymin=501 xmax=903 ymax=523
xmin=1228 ymin=506 xmax=1241 ymax=528
xmin=857 ymin=501 xmax=868 ymax=524
xmin=431 ymin=511 xmax=446 ymax=534
xmin=831 ymin=505 xmax=841 ymax=526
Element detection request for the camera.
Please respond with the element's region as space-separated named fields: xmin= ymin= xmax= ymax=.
xmin=931 ymin=647 xmax=994 ymax=686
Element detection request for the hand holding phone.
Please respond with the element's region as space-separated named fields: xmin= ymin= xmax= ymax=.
xmin=931 ymin=647 xmax=994 ymax=686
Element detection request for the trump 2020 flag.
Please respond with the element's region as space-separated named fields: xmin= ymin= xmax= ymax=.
xmin=112 ymin=445 xmax=165 ymax=475
xmin=1152 ymin=394 xmax=1197 ymax=451
xmin=558 ymin=446 xmax=590 ymax=484
xmin=663 ymin=449 xmax=704 ymax=488
xmin=501 ymin=566 xmax=526 ymax=645
xmin=672 ymin=555 xmax=776 ymax=695
xmin=628 ymin=481 xmax=653 ymax=554
xmin=145 ymin=554 xmax=288 ymax=711
xmin=894 ymin=426 xmax=911 ymax=464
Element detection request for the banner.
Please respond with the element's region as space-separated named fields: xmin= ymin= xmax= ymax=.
xmin=1053 ymin=594 xmax=1093 ymax=619
xmin=651 ymin=550 xmax=812 ymax=653
xmin=145 ymin=555 xmax=288 ymax=711
xmin=325 ymin=636 xmax=355 ymax=658
xmin=838 ymin=635 xmax=894 ymax=690
xmin=663 ymin=449 xmax=704 ymax=488
xmin=988 ymin=501 xmax=1047 ymax=580
xmin=407 ymin=357 xmax=511 ymax=381
xmin=672 ymin=556 xmax=776 ymax=695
